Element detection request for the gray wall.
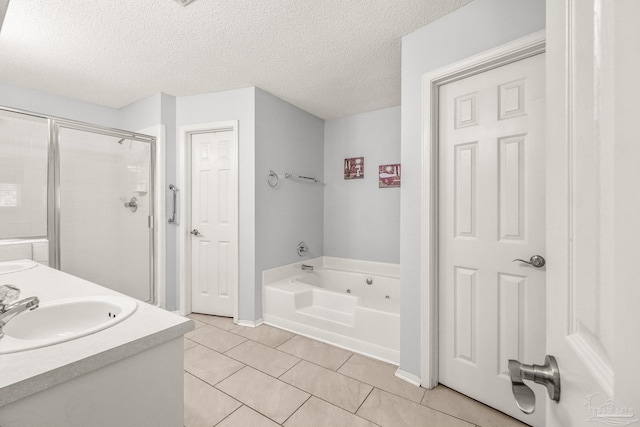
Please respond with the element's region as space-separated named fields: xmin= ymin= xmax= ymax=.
xmin=324 ymin=107 xmax=400 ymax=263
xmin=160 ymin=94 xmax=178 ymax=310
xmin=254 ymin=88 xmax=324 ymax=318
xmin=176 ymin=87 xmax=257 ymax=321
xmin=0 ymin=81 xmax=121 ymax=128
xmin=399 ymin=0 xmax=546 ymax=377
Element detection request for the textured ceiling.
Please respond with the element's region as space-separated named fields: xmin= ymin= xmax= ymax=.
xmin=0 ymin=0 xmax=472 ymax=119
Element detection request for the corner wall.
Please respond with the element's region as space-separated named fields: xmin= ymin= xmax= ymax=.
xmin=400 ymin=0 xmax=546 ymax=378
xmin=324 ymin=107 xmax=401 ymax=263
xmin=254 ymin=88 xmax=324 ymax=319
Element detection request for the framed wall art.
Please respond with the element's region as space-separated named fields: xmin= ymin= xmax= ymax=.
xmin=344 ymin=157 xmax=364 ymax=179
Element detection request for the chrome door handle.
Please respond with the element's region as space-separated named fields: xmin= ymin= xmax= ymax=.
xmin=513 ymin=255 xmax=545 ymax=268
xmin=168 ymin=184 xmax=179 ymax=225
xmin=124 ymin=197 xmax=138 ymax=212
xmin=191 ymin=229 xmax=202 ymax=236
xmin=508 ymin=355 xmax=561 ymax=414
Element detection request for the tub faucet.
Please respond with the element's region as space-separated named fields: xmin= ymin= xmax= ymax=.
xmin=0 ymin=286 xmax=39 ymax=338
xmin=301 ymin=264 xmax=314 ymax=271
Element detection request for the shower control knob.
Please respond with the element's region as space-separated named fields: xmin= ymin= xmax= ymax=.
xmin=191 ymin=229 xmax=202 ymax=236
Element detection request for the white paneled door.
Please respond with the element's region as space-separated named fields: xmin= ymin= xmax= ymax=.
xmin=190 ymin=130 xmax=237 ymax=317
xmin=438 ymin=53 xmax=546 ymax=425
xmin=545 ymin=1 xmax=640 ymax=426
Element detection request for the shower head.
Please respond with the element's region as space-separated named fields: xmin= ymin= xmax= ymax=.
xmin=117 ymin=138 xmax=125 ymax=144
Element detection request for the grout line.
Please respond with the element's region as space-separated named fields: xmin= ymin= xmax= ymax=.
xmin=335 ymin=353 xmax=354 ymax=371
xmin=183 ymin=361 xmax=246 ymax=389
xmin=354 ymin=386 xmax=375 ymax=415
xmin=277 ymin=358 xmax=303 ymax=379
xmin=212 ymin=404 xmax=243 ymax=426
xmin=276 ymin=333 xmax=297 ymax=348
xmin=280 ymin=394 xmax=312 ymax=426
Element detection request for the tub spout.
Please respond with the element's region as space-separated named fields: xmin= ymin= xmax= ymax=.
xmin=301 ymin=264 xmax=314 ymax=271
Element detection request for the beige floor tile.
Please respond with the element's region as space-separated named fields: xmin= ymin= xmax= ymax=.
xmin=284 ymin=396 xmax=377 ymax=427
xmin=185 ymin=324 xmax=247 ymax=352
xmin=280 ymin=360 xmax=372 ymax=413
xmin=224 ymin=339 xmax=300 ymax=377
xmin=357 ymin=388 xmax=474 ymax=427
xmin=230 ymin=324 xmax=295 ymax=347
xmin=422 ymin=385 xmax=528 ymax=427
xmin=338 ymin=354 xmax=425 ymax=402
xmin=277 ymin=335 xmax=353 ymax=371
xmin=184 ymin=345 xmax=245 ymax=385
xmin=188 ymin=317 xmax=207 ymax=329
xmin=188 ymin=313 xmax=236 ymax=331
xmin=184 ymin=338 xmax=198 ymax=351
xmin=216 ymin=366 xmax=310 ymax=424
xmin=217 ymin=405 xmax=280 ymax=427
xmin=184 ymin=372 xmax=241 ymax=427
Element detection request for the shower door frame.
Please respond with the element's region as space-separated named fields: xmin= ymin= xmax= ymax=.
xmin=0 ymin=105 xmax=157 ymax=303
xmin=50 ymin=119 xmax=157 ymax=303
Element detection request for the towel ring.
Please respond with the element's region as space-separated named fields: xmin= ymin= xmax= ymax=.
xmin=267 ymin=170 xmax=279 ymax=188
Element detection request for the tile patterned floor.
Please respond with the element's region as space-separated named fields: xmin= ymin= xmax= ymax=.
xmin=183 ymin=314 xmax=529 ymax=427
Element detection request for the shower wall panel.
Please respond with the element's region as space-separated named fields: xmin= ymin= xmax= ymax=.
xmin=59 ymin=130 xmax=151 ymax=301
xmin=0 ymin=112 xmax=48 ymax=239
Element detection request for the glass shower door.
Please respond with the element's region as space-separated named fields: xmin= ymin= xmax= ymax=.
xmin=56 ymin=126 xmax=154 ymax=302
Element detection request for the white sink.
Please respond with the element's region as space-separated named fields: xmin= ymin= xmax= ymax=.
xmin=0 ymin=259 xmax=38 ymax=275
xmin=0 ymin=296 xmax=138 ymax=354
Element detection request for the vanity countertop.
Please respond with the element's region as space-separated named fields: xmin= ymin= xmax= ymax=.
xmin=0 ymin=261 xmax=194 ymax=407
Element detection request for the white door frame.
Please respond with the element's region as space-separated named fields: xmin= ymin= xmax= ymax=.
xmin=420 ymin=31 xmax=546 ymax=388
xmin=178 ymin=121 xmax=239 ymax=323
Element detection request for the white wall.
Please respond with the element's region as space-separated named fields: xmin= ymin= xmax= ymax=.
xmin=400 ymin=0 xmax=546 ymax=377
xmin=255 ymin=88 xmax=324 ymax=319
xmin=176 ymin=87 xmax=257 ymax=321
xmin=324 ymin=107 xmax=400 ymax=263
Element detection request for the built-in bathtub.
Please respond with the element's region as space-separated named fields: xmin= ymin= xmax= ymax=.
xmin=262 ymin=257 xmax=399 ymax=364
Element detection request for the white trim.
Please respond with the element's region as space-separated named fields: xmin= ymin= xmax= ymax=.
xmin=237 ymin=318 xmax=263 ymax=328
xmin=420 ymin=31 xmax=546 ymax=388
xmin=395 ymin=368 xmax=421 ymax=387
xmin=178 ymin=121 xmax=239 ymax=324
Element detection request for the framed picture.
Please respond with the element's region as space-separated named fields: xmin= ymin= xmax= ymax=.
xmin=379 ymin=164 xmax=401 ymax=188
xmin=344 ymin=157 xmax=364 ymax=179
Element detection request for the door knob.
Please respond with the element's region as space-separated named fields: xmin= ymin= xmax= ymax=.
xmin=513 ymin=255 xmax=545 ymax=268
xmin=508 ymin=355 xmax=561 ymax=414
xmin=191 ymin=229 xmax=202 ymax=236
xmin=124 ymin=197 xmax=138 ymax=212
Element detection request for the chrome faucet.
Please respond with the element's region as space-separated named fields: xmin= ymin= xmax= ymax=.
xmin=0 ymin=285 xmax=39 ymax=338
xmin=301 ymin=264 xmax=314 ymax=271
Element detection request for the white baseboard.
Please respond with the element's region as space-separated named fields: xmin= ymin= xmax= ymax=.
xmin=237 ymin=318 xmax=263 ymax=328
xmin=395 ymin=368 xmax=422 ymax=387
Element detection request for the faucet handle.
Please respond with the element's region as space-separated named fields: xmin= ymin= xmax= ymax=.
xmin=0 ymin=285 xmax=20 ymax=305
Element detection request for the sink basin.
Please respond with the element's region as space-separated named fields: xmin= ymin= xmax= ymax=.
xmin=0 ymin=259 xmax=38 ymax=275
xmin=0 ymin=296 xmax=137 ymax=354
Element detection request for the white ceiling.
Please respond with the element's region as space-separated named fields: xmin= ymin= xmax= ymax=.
xmin=0 ymin=0 xmax=472 ymax=119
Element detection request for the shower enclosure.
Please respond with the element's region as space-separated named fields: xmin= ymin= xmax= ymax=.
xmin=0 ymin=106 xmax=156 ymax=303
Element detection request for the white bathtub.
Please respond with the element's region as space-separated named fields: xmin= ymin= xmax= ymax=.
xmin=262 ymin=257 xmax=400 ymax=364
